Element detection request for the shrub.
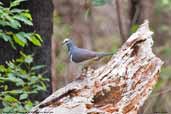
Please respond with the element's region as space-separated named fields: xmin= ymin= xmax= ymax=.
xmin=0 ymin=52 xmax=48 ymax=113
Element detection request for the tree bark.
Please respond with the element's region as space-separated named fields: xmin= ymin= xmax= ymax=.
xmin=0 ymin=0 xmax=53 ymax=101
xmin=31 ymin=21 xmax=163 ymax=114
xmin=51 ymin=38 xmax=58 ymax=92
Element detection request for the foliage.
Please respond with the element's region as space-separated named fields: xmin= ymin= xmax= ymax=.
xmin=0 ymin=0 xmax=47 ymax=113
xmin=160 ymin=66 xmax=171 ymax=80
xmin=0 ymin=52 xmax=48 ymax=113
xmin=155 ymin=66 xmax=171 ymax=90
xmin=53 ymin=11 xmax=71 ymax=40
xmin=155 ymin=0 xmax=171 ymax=12
xmin=0 ymin=0 xmax=42 ymax=48
xmin=91 ymin=0 xmax=112 ymax=6
xmin=130 ymin=24 xmax=139 ymax=34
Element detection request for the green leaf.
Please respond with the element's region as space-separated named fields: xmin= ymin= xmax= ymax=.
xmin=92 ymin=0 xmax=112 ymax=6
xmin=9 ymin=39 xmax=17 ymax=49
xmin=16 ymin=78 xmax=25 ymax=86
xmin=19 ymin=93 xmax=28 ymax=100
xmin=2 ymin=105 xmax=12 ymax=112
xmin=30 ymin=76 xmax=38 ymax=83
xmin=24 ymin=55 xmax=33 ymax=64
xmin=4 ymin=95 xmax=17 ymax=102
xmin=0 ymin=77 xmax=8 ymax=81
xmin=28 ymin=36 xmax=41 ymax=46
xmin=0 ymin=65 xmax=6 ymax=72
xmin=7 ymin=73 xmax=16 ymax=80
xmin=19 ymin=51 xmax=27 ymax=57
xmin=35 ymin=33 xmax=42 ymax=42
xmin=0 ymin=20 xmax=9 ymax=26
xmin=8 ymin=73 xmax=25 ymax=86
xmin=10 ymin=0 xmax=27 ymax=8
xmin=4 ymin=85 xmax=8 ymax=91
xmin=19 ymin=52 xmax=33 ymax=63
xmin=13 ymin=14 xmax=33 ymax=26
xmin=13 ymin=33 xmax=27 ymax=47
xmin=0 ymin=33 xmax=11 ymax=42
xmin=7 ymin=62 xmax=15 ymax=69
xmin=11 ymin=9 xmax=25 ymax=13
xmin=9 ymin=90 xmax=23 ymax=94
xmin=31 ymin=65 xmax=45 ymax=71
xmin=24 ymin=101 xmax=33 ymax=110
xmin=130 ymin=24 xmax=139 ymax=34
xmin=40 ymin=82 xmax=46 ymax=91
xmin=9 ymin=20 xmax=21 ymax=29
xmin=0 ymin=2 xmax=3 ymax=5
xmin=20 ymin=12 xmax=32 ymax=20
xmin=35 ymin=85 xmax=45 ymax=91
xmin=5 ymin=15 xmax=21 ymax=29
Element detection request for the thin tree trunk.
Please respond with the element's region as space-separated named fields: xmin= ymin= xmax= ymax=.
xmin=115 ymin=0 xmax=131 ymax=42
xmin=130 ymin=0 xmax=154 ymax=25
xmin=139 ymin=0 xmax=154 ymax=23
xmin=51 ymin=38 xmax=58 ymax=92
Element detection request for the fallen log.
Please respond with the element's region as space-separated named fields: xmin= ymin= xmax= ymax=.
xmin=31 ymin=20 xmax=163 ymax=114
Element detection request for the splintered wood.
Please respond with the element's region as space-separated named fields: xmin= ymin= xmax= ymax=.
xmin=31 ymin=21 xmax=163 ymax=114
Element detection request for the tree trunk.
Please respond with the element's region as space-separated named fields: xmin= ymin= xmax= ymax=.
xmin=139 ymin=0 xmax=154 ymax=23
xmin=31 ymin=21 xmax=163 ymax=114
xmin=51 ymin=37 xmax=58 ymax=92
xmin=25 ymin=0 xmax=53 ymax=100
xmin=0 ymin=0 xmax=53 ymax=101
xmin=130 ymin=0 xmax=154 ymax=25
xmin=115 ymin=0 xmax=131 ymax=42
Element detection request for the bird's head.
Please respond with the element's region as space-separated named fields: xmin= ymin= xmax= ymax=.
xmin=62 ymin=38 xmax=76 ymax=49
xmin=62 ymin=38 xmax=71 ymax=45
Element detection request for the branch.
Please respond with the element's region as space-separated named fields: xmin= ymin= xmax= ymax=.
xmin=31 ymin=20 xmax=163 ymax=114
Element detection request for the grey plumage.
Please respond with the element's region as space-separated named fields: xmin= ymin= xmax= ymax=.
xmin=63 ymin=38 xmax=113 ymax=63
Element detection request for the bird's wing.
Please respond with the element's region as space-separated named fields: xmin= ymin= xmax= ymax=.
xmin=72 ymin=48 xmax=97 ymax=63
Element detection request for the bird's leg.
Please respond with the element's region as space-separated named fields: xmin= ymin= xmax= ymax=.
xmin=82 ymin=56 xmax=112 ymax=70
xmin=75 ymin=65 xmax=90 ymax=80
xmin=75 ymin=57 xmax=112 ymax=81
xmin=81 ymin=57 xmax=100 ymax=70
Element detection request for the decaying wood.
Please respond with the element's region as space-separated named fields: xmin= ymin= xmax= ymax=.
xmin=31 ymin=20 xmax=163 ymax=114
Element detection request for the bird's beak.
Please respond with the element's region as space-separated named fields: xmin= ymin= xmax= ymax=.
xmin=62 ymin=41 xmax=65 ymax=45
xmin=62 ymin=42 xmax=68 ymax=47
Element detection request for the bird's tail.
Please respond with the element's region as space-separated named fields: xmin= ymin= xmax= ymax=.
xmin=96 ymin=52 xmax=114 ymax=57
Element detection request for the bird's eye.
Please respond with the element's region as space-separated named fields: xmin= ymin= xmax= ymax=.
xmin=63 ymin=39 xmax=70 ymax=44
xmin=65 ymin=41 xmax=69 ymax=44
